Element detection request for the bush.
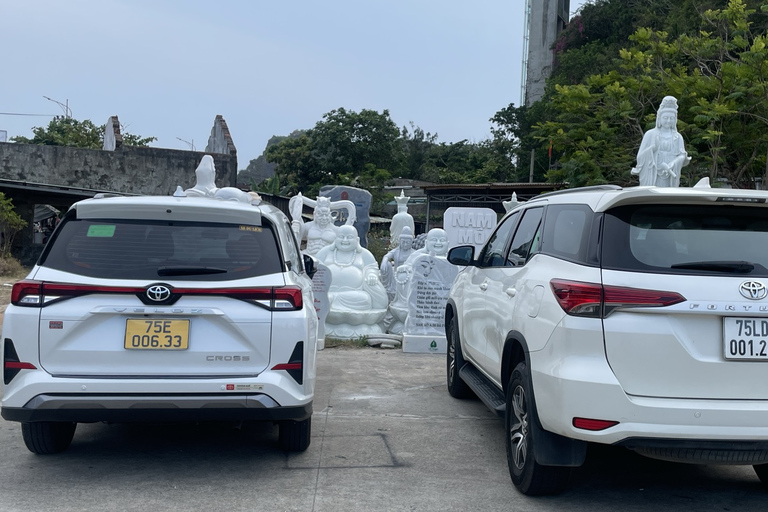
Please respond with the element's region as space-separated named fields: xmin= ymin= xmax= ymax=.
xmin=0 ymin=256 xmax=25 ymax=277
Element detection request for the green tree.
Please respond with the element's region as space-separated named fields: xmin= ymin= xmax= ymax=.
xmin=264 ymin=132 xmax=323 ymax=196
xmin=310 ymin=108 xmax=402 ymax=179
xmin=489 ymin=104 xmax=550 ymax=183
xmin=420 ymin=140 xmax=496 ymax=184
xmin=531 ymin=0 xmax=768 ymax=188
xmin=400 ymin=123 xmax=438 ymax=180
xmin=12 ymin=117 xmax=102 ymax=148
xmin=11 ymin=116 xmax=155 ymax=148
xmin=0 ymin=193 xmax=28 ymax=257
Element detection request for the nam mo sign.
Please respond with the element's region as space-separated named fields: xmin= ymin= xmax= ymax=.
xmin=443 ymin=207 xmax=498 ymax=251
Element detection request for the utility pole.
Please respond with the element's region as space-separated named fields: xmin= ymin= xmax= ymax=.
xmin=43 ymin=96 xmax=71 ymax=118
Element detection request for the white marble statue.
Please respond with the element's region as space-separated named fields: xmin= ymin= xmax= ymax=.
xmin=315 ymin=225 xmax=389 ymax=338
xmin=403 ymin=228 xmax=449 ymax=267
xmin=289 ymin=193 xmax=357 ymax=256
xmin=403 ymin=251 xmax=459 ymax=338
xmin=182 ymin=155 xmax=260 ymax=204
xmin=386 ymin=264 xmax=412 ymax=335
xmin=631 ymin=96 xmax=691 ymax=187
xmin=503 ymin=192 xmax=520 ymax=213
xmin=386 ymin=228 xmax=450 ymax=336
xmin=379 ymin=226 xmax=415 ymax=302
xmin=389 ymin=190 xmax=415 ymax=248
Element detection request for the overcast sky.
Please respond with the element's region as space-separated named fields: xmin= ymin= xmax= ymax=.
xmin=0 ymin=0 xmax=587 ymax=169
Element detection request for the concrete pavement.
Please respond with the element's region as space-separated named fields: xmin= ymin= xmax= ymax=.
xmin=0 ymin=347 xmax=765 ymax=511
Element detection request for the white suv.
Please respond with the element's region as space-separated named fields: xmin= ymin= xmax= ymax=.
xmin=445 ymin=184 xmax=768 ymax=495
xmin=2 ymin=191 xmax=318 ymax=454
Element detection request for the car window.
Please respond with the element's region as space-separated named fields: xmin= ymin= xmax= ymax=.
xmin=41 ymin=218 xmax=284 ymax=281
xmin=477 ymin=212 xmax=519 ymax=267
xmin=280 ymin=219 xmax=303 ymax=273
xmin=603 ymin=204 xmax=768 ymax=275
xmin=541 ymin=204 xmax=593 ymax=262
xmin=507 ymin=207 xmax=543 ymax=267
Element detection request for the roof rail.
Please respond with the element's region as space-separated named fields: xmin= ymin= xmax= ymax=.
xmin=537 ymin=184 xmax=622 ymax=198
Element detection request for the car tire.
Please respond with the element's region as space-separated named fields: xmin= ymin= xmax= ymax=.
xmin=279 ymin=417 xmax=311 ymax=452
xmin=754 ymin=464 xmax=768 ymax=490
xmin=506 ymin=362 xmax=570 ymax=495
xmin=21 ymin=421 xmax=77 ymax=454
xmin=446 ymin=316 xmax=472 ymax=398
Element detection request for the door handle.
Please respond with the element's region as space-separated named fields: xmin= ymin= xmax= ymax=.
xmin=506 ymin=288 xmax=517 ymax=297
xmin=480 ymin=282 xmax=488 ymax=291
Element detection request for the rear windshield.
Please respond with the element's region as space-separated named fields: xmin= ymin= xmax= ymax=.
xmin=603 ymin=204 xmax=768 ymax=276
xmin=40 ymin=218 xmax=284 ymax=281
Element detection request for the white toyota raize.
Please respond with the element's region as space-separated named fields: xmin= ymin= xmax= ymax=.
xmin=2 ymin=189 xmax=318 ymax=454
xmin=445 ymin=184 xmax=768 ymax=495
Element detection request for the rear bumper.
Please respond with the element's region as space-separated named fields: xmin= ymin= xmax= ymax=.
xmin=1 ymin=394 xmax=312 ymax=423
xmin=531 ymin=352 xmax=768 ymax=447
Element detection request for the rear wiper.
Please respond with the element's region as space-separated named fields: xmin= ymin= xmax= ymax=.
xmin=157 ymin=266 xmax=228 ymax=276
xmin=670 ymin=261 xmax=755 ymax=273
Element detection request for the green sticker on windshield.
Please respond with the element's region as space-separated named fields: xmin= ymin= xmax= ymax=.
xmin=87 ymin=225 xmax=116 ymax=237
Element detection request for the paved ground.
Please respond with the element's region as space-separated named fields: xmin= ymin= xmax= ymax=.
xmin=0 ymin=347 xmax=765 ymax=511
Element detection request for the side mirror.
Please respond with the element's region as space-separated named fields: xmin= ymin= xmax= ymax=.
xmin=303 ymin=253 xmax=317 ymax=279
xmin=447 ymin=245 xmax=475 ymax=266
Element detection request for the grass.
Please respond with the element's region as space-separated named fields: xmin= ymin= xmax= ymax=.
xmin=323 ymin=336 xmax=371 ymax=349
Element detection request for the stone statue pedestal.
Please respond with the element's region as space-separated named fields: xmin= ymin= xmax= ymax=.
xmin=401 ymin=253 xmax=458 ymax=354
xmin=311 ymin=261 xmax=332 ymax=350
xmin=402 ymin=334 xmax=446 ymax=354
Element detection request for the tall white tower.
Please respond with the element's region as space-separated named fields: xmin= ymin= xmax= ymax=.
xmin=523 ymin=0 xmax=570 ymax=106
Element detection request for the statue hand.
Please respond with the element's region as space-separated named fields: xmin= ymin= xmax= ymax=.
xmin=365 ymin=273 xmax=380 ymax=286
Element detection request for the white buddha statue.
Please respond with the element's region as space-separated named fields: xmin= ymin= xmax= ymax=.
xmin=402 ymin=228 xmax=449 ymax=267
xmin=289 ymin=193 xmax=357 ymax=256
xmin=386 ymin=264 xmax=412 ymax=335
xmin=389 ymin=190 xmax=415 ymax=248
xmin=297 ymin=197 xmax=338 ymax=255
xmin=315 ymin=225 xmax=389 ymax=338
xmin=379 ymin=226 xmax=415 ymax=302
xmin=631 ymin=96 xmax=691 ymax=187
xmin=185 ymin=155 xmax=218 ymax=197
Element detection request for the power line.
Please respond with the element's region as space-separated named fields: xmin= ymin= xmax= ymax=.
xmin=0 ymin=112 xmax=57 ymax=117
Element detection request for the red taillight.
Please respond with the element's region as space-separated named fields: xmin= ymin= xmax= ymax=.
xmin=550 ymin=280 xmax=603 ymax=317
xmin=12 ymin=280 xmax=145 ymax=307
xmin=11 ymin=280 xmax=42 ymax=306
xmin=550 ymin=279 xmax=685 ymax=318
xmin=271 ymin=363 xmax=302 ymax=371
xmin=603 ymin=285 xmax=685 ymax=312
xmin=274 ymin=286 xmax=303 ymax=310
xmin=4 ymin=361 xmax=36 ymax=370
xmin=175 ymin=286 xmax=303 ymax=310
xmin=573 ymin=417 xmax=619 ymax=431
xmin=12 ymin=281 xmax=303 ymax=311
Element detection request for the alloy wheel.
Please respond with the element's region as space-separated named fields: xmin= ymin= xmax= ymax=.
xmin=509 ymin=385 xmax=528 ymax=469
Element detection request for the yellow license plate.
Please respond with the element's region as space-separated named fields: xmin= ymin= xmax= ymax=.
xmin=124 ymin=319 xmax=189 ymax=350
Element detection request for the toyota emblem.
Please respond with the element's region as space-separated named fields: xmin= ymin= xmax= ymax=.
xmin=146 ymin=284 xmax=172 ymax=302
xmin=739 ymin=281 xmax=767 ymax=300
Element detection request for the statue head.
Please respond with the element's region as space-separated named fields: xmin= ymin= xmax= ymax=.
xmin=655 ymin=96 xmax=679 ymax=129
xmin=185 ymin=155 xmax=217 ymax=197
xmin=399 ymin=226 xmax=414 ymax=251
xmin=194 ymin=155 xmax=216 ymax=189
xmin=334 ymin=225 xmax=359 ymax=252
xmin=425 ymin=228 xmax=448 ymax=256
xmin=314 ymin=197 xmax=333 ymax=227
xmin=395 ymin=190 xmax=410 ymax=212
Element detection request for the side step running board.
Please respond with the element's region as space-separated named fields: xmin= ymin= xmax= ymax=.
xmin=459 ymin=364 xmax=506 ymax=417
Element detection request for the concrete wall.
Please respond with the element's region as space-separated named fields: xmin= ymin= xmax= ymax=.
xmin=0 ymin=140 xmax=237 ymax=264
xmin=0 ymin=143 xmax=237 ymax=196
xmin=525 ymin=0 xmax=570 ymax=106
